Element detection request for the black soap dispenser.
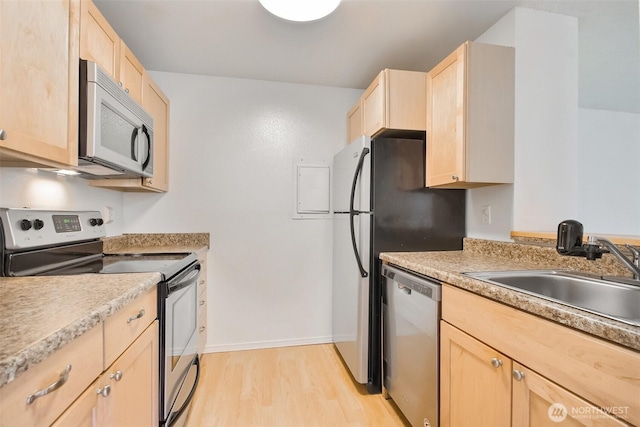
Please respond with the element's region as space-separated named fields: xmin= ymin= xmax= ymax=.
xmin=556 ymin=220 xmax=586 ymax=256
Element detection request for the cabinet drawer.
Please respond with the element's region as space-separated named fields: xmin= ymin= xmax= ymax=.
xmin=104 ymin=288 xmax=156 ymax=368
xmin=0 ymin=325 xmax=102 ymax=427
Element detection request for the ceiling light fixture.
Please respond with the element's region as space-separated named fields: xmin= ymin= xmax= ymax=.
xmin=258 ymin=0 xmax=341 ymax=22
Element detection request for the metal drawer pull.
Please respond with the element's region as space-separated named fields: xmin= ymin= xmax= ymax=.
xmin=0 ymin=129 xmax=6 ymax=140
xmin=26 ymin=364 xmax=72 ymax=405
xmin=110 ymin=370 xmax=123 ymax=381
xmin=127 ymin=308 xmax=145 ymax=323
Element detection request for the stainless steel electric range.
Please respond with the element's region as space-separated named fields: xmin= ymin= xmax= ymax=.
xmin=0 ymin=208 xmax=201 ymax=426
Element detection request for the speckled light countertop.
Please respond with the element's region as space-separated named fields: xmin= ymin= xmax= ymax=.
xmin=0 ymin=272 xmax=160 ymax=388
xmin=0 ymin=232 xmax=210 ymax=389
xmin=102 ymin=233 xmax=210 ymax=255
xmin=381 ymin=238 xmax=640 ymax=352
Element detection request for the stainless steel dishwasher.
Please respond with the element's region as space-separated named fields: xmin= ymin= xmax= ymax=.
xmin=382 ymin=264 xmax=441 ymax=427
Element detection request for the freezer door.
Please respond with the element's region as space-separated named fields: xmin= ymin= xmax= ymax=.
xmin=332 ymin=135 xmax=371 ymax=213
xmin=332 ymin=212 xmax=371 ymax=384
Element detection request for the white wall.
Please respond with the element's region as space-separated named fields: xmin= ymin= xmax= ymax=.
xmin=122 ymin=72 xmax=361 ymax=352
xmin=468 ymin=7 xmax=640 ymax=240
xmin=0 ymin=168 xmax=126 ymax=236
xmin=467 ymin=8 xmax=579 ymax=240
xmin=577 ymin=108 xmax=640 ymax=234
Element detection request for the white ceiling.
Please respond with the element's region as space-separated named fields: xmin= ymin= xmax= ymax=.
xmin=95 ymin=0 xmax=639 ymax=113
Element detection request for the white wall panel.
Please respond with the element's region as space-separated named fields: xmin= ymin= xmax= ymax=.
xmin=122 ymin=72 xmax=361 ymax=351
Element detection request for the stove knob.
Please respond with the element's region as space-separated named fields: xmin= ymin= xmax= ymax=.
xmin=20 ymin=219 xmax=32 ymax=231
xmin=96 ymin=218 xmax=104 ymax=226
xmin=33 ymin=219 xmax=44 ymax=230
xmin=89 ymin=218 xmax=98 ymax=226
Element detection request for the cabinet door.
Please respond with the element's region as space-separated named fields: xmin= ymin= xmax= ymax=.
xmin=80 ymin=0 xmax=119 ymax=79
xmin=141 ymin=73 xmax=170 ymax=191
xmin=119 ymin=40 xmax=144 ymax=104
xmin=425 ymin=44 xmax=465 ymax=187
xmin=362 ymin=71 xmax=385 ymax=137
xmin=52 ymin=379 xmax=100 ymax=427
xmin=440 ymin=321 xmax=511 ymax=427
xmin=512 ymin=362 xmax=630 ymax=427
xmin=0 ymin=0 xmax=79 ymax=167
xmin=346 ymin=100 xmax=363 ymax=143
xmin=102 ymin=321 xmax=159 ymax=427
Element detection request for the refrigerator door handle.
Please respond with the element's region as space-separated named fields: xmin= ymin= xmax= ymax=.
xmin=349 ymin=147 xmax=370 ymax=278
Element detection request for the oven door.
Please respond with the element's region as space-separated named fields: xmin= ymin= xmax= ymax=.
xmin=162 ymin=263 xmax=200 ymax=423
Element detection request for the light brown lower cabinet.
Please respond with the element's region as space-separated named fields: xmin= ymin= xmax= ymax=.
xmin=441 ymin=322 xmax=629 ymax=427
xmin=52 ymin=321 xmax=159 ymax=427
xmin=440 ymin=284 xmax=639 ymax=427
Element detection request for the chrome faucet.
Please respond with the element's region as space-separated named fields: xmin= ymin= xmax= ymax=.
xmin=585 ymin=236 xmax=640 ymax=280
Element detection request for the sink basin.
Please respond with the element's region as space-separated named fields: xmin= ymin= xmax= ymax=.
xmin=463 ymin=270 xmax=640 ymax=326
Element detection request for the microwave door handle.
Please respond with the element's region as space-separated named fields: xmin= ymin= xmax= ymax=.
xmin=141 ymin=125 xmax=151 ymax=170
xmin=130 ymin=127 xmax=139 ymax=161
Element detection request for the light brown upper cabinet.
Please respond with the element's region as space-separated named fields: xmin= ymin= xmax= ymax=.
xmin=90 ymin=73 xmax=170 ymax=192
xmin=80 ymin=0 xmax=119 ymax=78
xmin=82 ymin=0 xmax=169 ymax=192
xmin=347 ymin=69 xmax=427 ymax=142
xmin=0 ymin=0 xmax=80 ymax=168
xmin=80 ymin=0 xmax=144 ymax=104
xmin=426 ymin=41 xmax=514 ymax=188
xmin=346 ymin=101 xmax=363 ymax=144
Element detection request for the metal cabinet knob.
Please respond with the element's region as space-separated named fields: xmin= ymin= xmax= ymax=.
xmin=125 ymin=88 xmax=129 ymax=94
xmin=0 ymin=129 xmax=6 ymax=140
xmin=199 ymin=300 xmax=205 ymax=306
xmin=512 ymin=370 xmax=526 ymax=381
xmin=97 ymin=384 xmax=111 ymax=397
xmin=199 ymin=326 xmax=205 ymax=333
xmin=490 ymin=358 xmax=503 ymax=368
xmin=110 ymin=370 xmax=123 ymax=381
xmin=452 ymin=175 xmax=459 ymax=181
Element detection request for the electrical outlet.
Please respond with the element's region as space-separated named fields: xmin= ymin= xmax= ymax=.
xmin=481 ymin=205 xmax=492 ymax=224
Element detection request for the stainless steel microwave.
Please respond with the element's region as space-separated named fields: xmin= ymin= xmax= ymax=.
xmin=78 ymin=59 xmax=154 ymax=178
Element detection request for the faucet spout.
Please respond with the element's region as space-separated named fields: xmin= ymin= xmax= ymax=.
xmin=588 ymin=237 xmax=640 ymax=280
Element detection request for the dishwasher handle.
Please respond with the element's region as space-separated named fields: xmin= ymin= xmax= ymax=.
xmin=382 ymin=265 xmax=442 ymax=302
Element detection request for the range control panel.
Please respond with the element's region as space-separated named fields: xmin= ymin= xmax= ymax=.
xmin=0 ymin=208 xmax=106 ymax=250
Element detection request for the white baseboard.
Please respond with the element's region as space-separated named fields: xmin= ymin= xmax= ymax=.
xmin=203 ymin=335 xmax=333 ymax=354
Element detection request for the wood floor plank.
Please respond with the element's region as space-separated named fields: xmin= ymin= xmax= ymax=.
xmin=185 ymin=344 xmax=411 ymax=427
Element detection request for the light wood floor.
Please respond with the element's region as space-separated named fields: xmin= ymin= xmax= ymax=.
xmin=185 ymin=344 xmax=411 ymax=426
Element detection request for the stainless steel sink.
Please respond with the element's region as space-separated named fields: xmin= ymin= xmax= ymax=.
xmin=463 ymin=270 xmax=640 ymax=326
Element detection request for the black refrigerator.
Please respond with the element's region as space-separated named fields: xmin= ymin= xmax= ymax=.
xmin=332 ymin=131 xmax=465 ymax=393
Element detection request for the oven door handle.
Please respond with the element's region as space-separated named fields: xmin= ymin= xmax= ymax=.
xmin=169 ymin=356 xmax=201 ymax=424
xmin=167 ymin=266 xmax=200 ymax=295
